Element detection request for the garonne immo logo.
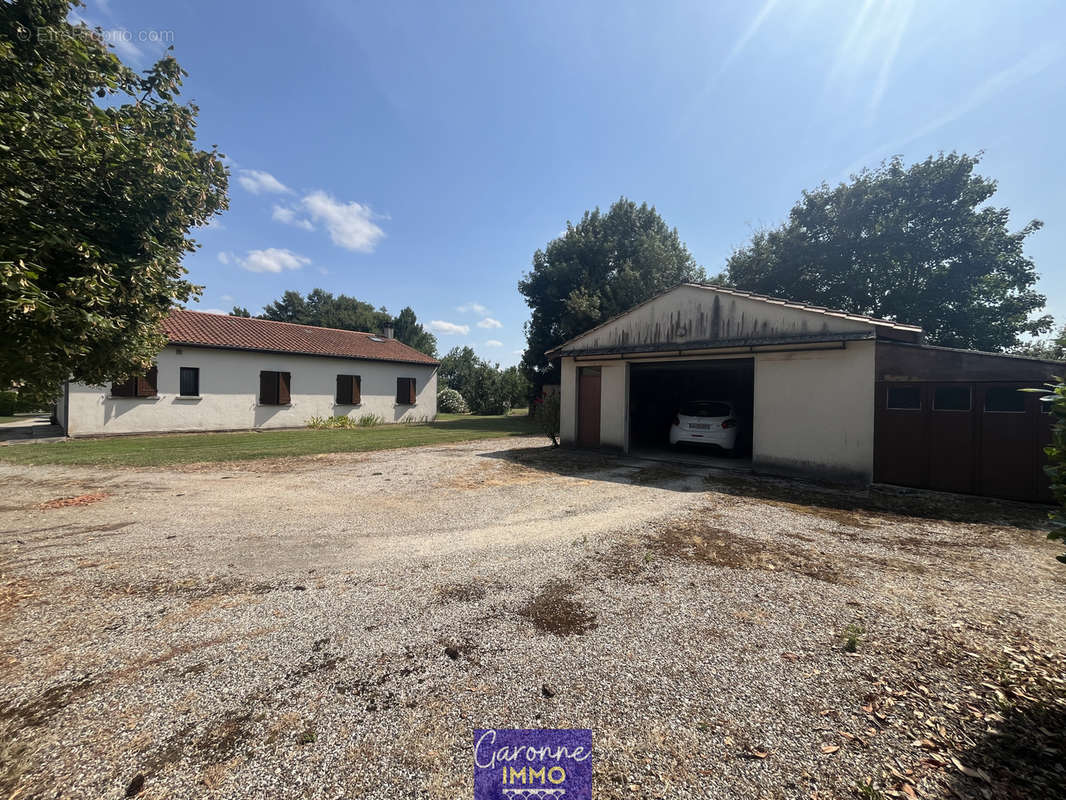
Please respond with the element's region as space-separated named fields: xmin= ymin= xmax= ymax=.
xmin=474 ymin=729 xmax=592 ymax=799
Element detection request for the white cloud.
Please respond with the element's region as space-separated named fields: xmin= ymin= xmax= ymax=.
xmin=484 ymin=340 xmax=503 ymax=347
xmin=237 ymin=169 xmax=291 ymax=195
xmin=302 ymin=191 xmax=384 ymax=253
xmin=429 ymin=320 xmax=470 ymax=335
xmin=477 ymin=317 xmax=502 ymax=329
xmin=217 ymin=251 xmax=231 ymax=265
xmin=220 ymin=294 xmax=233 ymax=302
xmin=239 ymin=248 xmax=310 ymax=273
xmin=272 ymin=204 xmax=314 ymax=231
xmin=197 ymin=308 xmax=228 ymax=315
xmin=457 ymin=302 xmax=489 ymax=314
xmin=512 ymin=349 xmax=524 ymax=356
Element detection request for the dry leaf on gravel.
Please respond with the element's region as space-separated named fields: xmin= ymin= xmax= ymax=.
xmin=35 ymin=492 xmax=109 ymax=509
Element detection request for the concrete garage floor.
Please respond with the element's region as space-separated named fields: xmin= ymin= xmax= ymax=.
xmin=0 ymin=438 xmax=1064 ymax=799
xmin=627 ymin=445 xmax=753 ymax=473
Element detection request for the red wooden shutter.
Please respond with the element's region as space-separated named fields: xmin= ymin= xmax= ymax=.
xmin=336 ymin=374 xmax=350 ymax=404
xmin=353 ymin=375 xmax=361 ymax=404
xmin=137 ymin=366 xmax=158 ymax=397
xmin=407 ymin=378 xmax=416 ymax=404
xmin=278 ymin=372 xmax=291 ymax=405
xmin=111 ymin=378 xmax=134 ymax=397
xmin=260 ymin=371 xmax=277 ymax=405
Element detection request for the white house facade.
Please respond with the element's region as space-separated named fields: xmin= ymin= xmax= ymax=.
xmin=58 ymin=310 xmax=439 ymax=437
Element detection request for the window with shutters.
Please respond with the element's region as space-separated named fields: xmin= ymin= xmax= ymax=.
xmin=179 ymin=367 xmax=200 ymax=397
xmin=336 ymin=374 xmax=361 ymax=405
xmin=111 ymin=366 xmax=157 ymax=398
xmin=396 ymin=377 xmax=416 ymax=405
xmin=259 ymin=370 xmax=291 ymax=405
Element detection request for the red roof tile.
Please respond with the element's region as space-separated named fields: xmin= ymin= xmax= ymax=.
xmin=163 ymin=310 xmax=439 ymax=365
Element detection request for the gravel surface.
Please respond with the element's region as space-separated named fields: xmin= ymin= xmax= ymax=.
xmin=1 ymin=438 xmax=1064 ymax=799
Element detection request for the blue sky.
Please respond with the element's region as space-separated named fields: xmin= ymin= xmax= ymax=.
xmin=78 ymin=0 xmax=1065 ymax=362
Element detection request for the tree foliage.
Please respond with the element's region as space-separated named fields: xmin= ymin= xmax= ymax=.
xmin=0 ymin=0 xmax=229 ymax=397
xmin=518 ymin=197 xmax=705 ymax=383
xmin=724 ymin=153 xmax=1051 ymax=351
xmin=1012 ymin=324 xmax=1066 ymax=362
xmin=257 ymin=289 xmax=437 ymax=357
xmin=438 ymin=346 xmax=530 ymax=415
xmin=1028 ymin=381 xmax=1066 ymax=563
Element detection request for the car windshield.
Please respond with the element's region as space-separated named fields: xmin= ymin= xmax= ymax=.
xmin=680 ymin=401 xmax=731 ymax=418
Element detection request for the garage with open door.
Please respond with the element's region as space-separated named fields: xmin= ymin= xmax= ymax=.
xmin=629 ymin=358 xmax=754 ymax=460
xmin=550 ymin=283 xmax=1062 ymax=500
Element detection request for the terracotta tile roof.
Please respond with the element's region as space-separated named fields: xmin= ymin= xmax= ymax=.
xmin=163 ymin=310 xmax=439 ymax=365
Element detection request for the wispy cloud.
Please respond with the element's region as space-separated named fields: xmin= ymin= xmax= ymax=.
xmin=237 ymin=169 xmax=291 ymax=195
xmin=846 ymin=44 xmax=1062 ymax=175
xmin=429 ymin=320 xmax=470 ymax=335
xmin=217 ymin=252 xmax=231 ymax=265
xmin=302 ymin=191 xmax=385 ymax=253
xmin=865 ymin=0 xmax=916 ymax=123
xmin=239 ymin=248 xmax=310 ymax=273
xmin=196 ymin=308 xmax=229 ymax=315
xmin=720 ymin=0 xmax=782 ymax=74
xmin=272 ymin=204 xmax=314 ymax=231
xmin=220 ymin=294 xmax=233 ymax=302
xmin=477 ymin=317 xmax=502 ymax=329
xmin=484 ymin=339 xmax=503 ymax=347
xmin=457 ymin=302 xmax=489 ymax=314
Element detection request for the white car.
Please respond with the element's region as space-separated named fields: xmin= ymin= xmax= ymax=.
xmin=669 ymin=400 xmax=738 ymax=453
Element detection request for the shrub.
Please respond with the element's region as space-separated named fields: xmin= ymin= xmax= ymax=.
xmin=437 ymin=387 xmax=469 ymax=414
xmin=357 ymin=413 xmax=383 ymax=427
xmin=533 ymin=391 xmax=560 ymax=447
xmin=0 ymin=391 xmax=15 ymax=416
xmin=1030 ymin=380 xmax=1066 ymax=563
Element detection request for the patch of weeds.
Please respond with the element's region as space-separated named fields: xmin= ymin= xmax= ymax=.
xmin=652 ymin=515 xmax=845 ymax=584
xmin=842 ymin=622 xmax=866 ymax=653
xmin=519 ymin=580 xmax=597 ymax=636
xmin=436 ymin=582 xmax=487 ymax=603
xmin=296 ymin=727 xmax=316 ymax=745
xmin=854 ymin=779 xmax=884 ymax=799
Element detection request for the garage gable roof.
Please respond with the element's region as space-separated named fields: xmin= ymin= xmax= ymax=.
xmin=164 ymin=310 xmax=439 ymax=365
xmin=546 ymin=283 xmax=923 ymax=357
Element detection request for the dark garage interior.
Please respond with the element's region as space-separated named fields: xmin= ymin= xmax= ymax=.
xmin=629 ymin=358 xmax=754 ymax=457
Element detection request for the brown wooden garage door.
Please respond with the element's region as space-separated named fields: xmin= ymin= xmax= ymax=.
xmin=577 ymin=367 xmax=601 ymax=448
xmin=874 ymin=381 xmax=1053 ymax=502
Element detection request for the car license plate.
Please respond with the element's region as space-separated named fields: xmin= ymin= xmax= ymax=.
xmin=688 ymin=423 xmax=710 ymax=430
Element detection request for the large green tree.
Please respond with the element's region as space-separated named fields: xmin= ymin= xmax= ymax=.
xmin=518 ymin=197 xmax=705 ymax=384
xmin=724 ymin=153 xmax=1051 ymax=351
xmin=258 ymin=289 xmax=437 ymax=357
xmin=438 ymin=346 xmax=528 ymax=414
xmin=0 ymin=0 xmax=228 ymax=397
xmin=392 ymin=306 xmax=438 ymax=358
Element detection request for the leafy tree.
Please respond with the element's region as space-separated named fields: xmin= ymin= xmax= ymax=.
xmin=0 ymin=0 xmax=228 ymax=397
xmin=533 ymin=391 xmax=560 ymax=447
xmin=499 ymin=365 xmax=531 ymax=409
xmin=260 ymin=289 xmax=386 ymax=333
xmin=439 ymin=346 xmax=481 ymax=396
xmin=392 ymin=306 xmax=438 ymax=357
xmin=1012 ymin=324 xmax=1066 ymax=361
xmin=724 ymin=153 xmax=1052 ymax=351
xmin=518 ymin=197 xmax=705 ymax=384
xmin=438 ymin=346 xmax=520 ymax=414
xmin=230 ymin=306 xmax=251 ymax=318
xmin=1026 ymin=381 xmax=1066 ymax=563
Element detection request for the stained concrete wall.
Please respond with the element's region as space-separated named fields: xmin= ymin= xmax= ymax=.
xmin=559 ymin=284 xmax=878 ymax=353
xmin=65 ymin=345 xmax=438 ymax=436
xmin=752 ymin=340 xmax=876 ymax=483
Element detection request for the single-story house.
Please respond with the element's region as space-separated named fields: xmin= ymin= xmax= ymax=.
xmin=57 ymin=310 xmax=439 ymax=437
xmin=548 ymin=283 xmax=1061 ymax=503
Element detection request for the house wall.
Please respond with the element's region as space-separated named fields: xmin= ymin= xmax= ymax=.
xmin=752 ymin=340 xmax=876 ymax=483
xmin=65 ymin=345 xmax=438 ymax=436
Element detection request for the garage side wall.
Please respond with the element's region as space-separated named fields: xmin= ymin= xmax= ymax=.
xmin=560 ymin=356 xmax=578 ymax=445
xmin=66 ymin=346 xmax=438 ymax=436
xmin=599 ymin=362 xmax=628 ymax=451
xmin=753 ymin=341 xmax=876 ymax=483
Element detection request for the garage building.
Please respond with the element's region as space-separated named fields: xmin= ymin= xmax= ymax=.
xmin=548 ymin=283 xmax=1059 ymax=503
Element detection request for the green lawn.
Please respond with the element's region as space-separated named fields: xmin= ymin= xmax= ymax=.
xmin=0 ymin=414 xmax=538 ymax=468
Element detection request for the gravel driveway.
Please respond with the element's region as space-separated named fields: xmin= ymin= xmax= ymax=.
xmin=1 ymin=438 xmax=1064 ymax=799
